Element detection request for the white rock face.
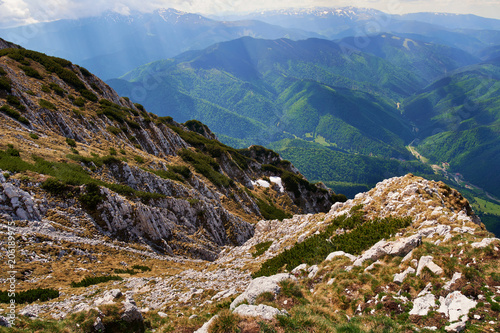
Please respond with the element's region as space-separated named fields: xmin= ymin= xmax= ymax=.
xmin=416 ymin=256 xmax=443 ymax=276
xmin=230 ymin=273 xmax=296 ymax=310
xmin=232 ymin=304 xmax=288 ymax=320
xmin=438 ymin=291 xmax=477 ymax=322
xmin=393 ymin=266 xmax=415 ymax=284
xmin=409 ymin=293 xmax=436 ymax=316
xmin=353 ymin=234 xmax=422 ymax=266
xmin=325 ymin=251 xmax=356 ymax=262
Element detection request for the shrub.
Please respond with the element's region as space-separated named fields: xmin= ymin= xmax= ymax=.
xmin=7 ymin=95 xmax=25 ymax=111
xmin=41 ymin=84 xmax=51 ymax=93
xmin=78 ymin=66 xmax=92 ymax=77
xmin=134 ymin=155 xmax=145 ymax=163
xmin=39 ymin=98 xmax=56 ymax=110
xmin=253 ymin=212 xmax=411 ymax=278
xmin=256 ymin=199 xmax=291 ymax=221
xmin=49 ymin=82 xmax=65 ymax=96
xmin=65 ymin=138 xmax=76 ymax=147
xmin=0 ymin=288 xmax=59 ymax=304
xmin=79 ymin=89 xmax=98 ymax=102
xmin=109 ymin=147 xmax=117 ymax=155
xmin=18 ymin=65 xmax=43 ymax=79
xmin=71 ymin=275 xmax=123 ymax=288
xmin=0 ymin=105 xmax=29 ymax=125
xmin=178 ymin=149 xmax=233 ymax=187
xmin=79 ymin=183 xmax=104 ymax=211
xmin=0 ymin=76 xmax=12 ymax=92
xmin=41 ymin=178 xmax=71 ymax=196
xmin=131 ymin=265 xmax=151 ymax=272
xmin=107 ymin=126 xmax=122 ymax=135
xmin=253 ymin=241 xmax=273 ymax=258
xmin=73 ymin=97 xmax=85 ymax=107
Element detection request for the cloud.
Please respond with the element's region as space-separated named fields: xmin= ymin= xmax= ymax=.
xmin=0 ymin=0 xmax=498 ymax=28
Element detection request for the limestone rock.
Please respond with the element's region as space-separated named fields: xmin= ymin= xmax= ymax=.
xmin=325 ymin=251 xmax=356 ymax=262
xmin=445 ymin=322 xmax=466 ymax=332
xmin=409 ymin=293 xmax=436 ymax=316
xmin=307 ymin=265 xmax=319 ymax=278
xmin=0 ymin=316 xmax=11 ymax=328
xmin=230 ymin=273 xmax=296 ymax=310
xmin=416 ymin=256 xmax=443 ymax=276
xmin=394 ymin=266 xmax=415 ymax=284
xmin=353 ymin=234 xmax=422 ymax=266
xmin=291 ymin=264 xmax=308 ymax=275
xmin=443 ymin=272 xmax=462 ymax=291
xmin=232 ymin=304 xmax=288 ymax=320
xmin=438 ymin=291 xmax=477 ymax=322
xmin=471 ymin=238 xmax=499 ymax=248
xmin=121 ymin=299 xmax=143 ymax=323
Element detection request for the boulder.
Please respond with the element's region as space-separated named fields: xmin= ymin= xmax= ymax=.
xmin=291 ymin=264 xmax=308 ymax=275
xmin=232 ymin=304 xmax=288 ymax=320
xmin=393 ymin=266 xmax=415 ymax=284
xmin=409 ymin=293 xmax=436 ymax=316
xmin=353 ymin=234 xmax=422 ymax=266
xmin=325 ymin=251 xmax=356 ymax=262
xmin=230 ymin=273 xmax=295 ymax=310
xmin=307 ymin=265 xmax=319 ymax=278
xmin=0 ymin=316 xmax=11 ymax=328
xmin=443 ymin=273 xmax=462 ymax=291
xmin=445 ymin=322 xmax=466 ymax=332
xmin=438 ymin=291 xmax=477 ymax=322
xmin=471 ymin=238 xmax=499 ymax=248
xmin=416 ymin=256 xmax=443 ymax=276
xmin=121 ymin=299 xmax=143 ymax=323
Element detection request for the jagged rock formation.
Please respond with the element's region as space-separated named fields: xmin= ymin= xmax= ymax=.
xmin=0 ymin=44 xmax=339 ymax=260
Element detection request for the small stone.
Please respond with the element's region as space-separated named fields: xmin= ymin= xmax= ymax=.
xmin=445 ymin=321 xmax=466 ymax=332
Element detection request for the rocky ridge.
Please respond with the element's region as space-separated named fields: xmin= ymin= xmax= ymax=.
xmin=1 ymin=174 xmax=499 ymax=332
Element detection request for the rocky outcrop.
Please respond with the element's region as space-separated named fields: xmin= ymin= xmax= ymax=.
xmin=353 ymin=234 xmax=422 ymax=266
xmin=232 ymin=304 xmax=288 ymax=320
xmin=230 ymin=273 xmax=295 ymax=309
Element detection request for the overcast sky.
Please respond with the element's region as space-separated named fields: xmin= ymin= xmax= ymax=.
xmin=0 ymin=0 xmax=499 ymax=28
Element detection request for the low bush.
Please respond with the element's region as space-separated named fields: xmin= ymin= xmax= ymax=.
xmin=41 ymin=178 xmax=72 ymax=196
xmin=71 ymin=275 xmax=123 ymax=288
xmin=7 ymin=95 xmax=25 ymax=111
xmin=18 ymin=65 xmax=43 ymax=79
xmin=0 ymin=288 xmax=59 ymax=304
xmin=39 ymin=99 xmax=56 ymax=110
xmin=256 ymin=199 xmax=291 ymax=221
xmin=253 ymin=241 xmax=273 ymax=258
xmin=65 ymin=138 xmax=76 ymax=147
xmin=208 ymin=309 xmax=240 ymax=333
